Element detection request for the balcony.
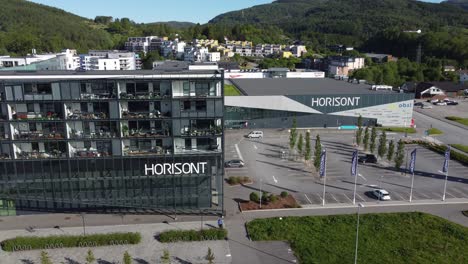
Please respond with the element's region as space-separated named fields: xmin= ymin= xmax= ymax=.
xmin=69 ymin=130 xmax=118 ymax=139
xmin=181 ymin=127 xmax=222 ymax=137
xmin=174 ymin=145 xmax=221 ymax=154
xmin=121 ymin=111 xmax=171 ymax=119
xmin=124 ymin=146 xmax=172 ymax=156
xmin=13 ymin=112 xmax=61 ymax=121
xmin=119 ymin=92 xmax=170 ymax=100
xmin=72 ymin=148 xmax=111 ymax=158
xmin=123 ymin=128 xmax=170 ymax=138
xmin=67 ymin=111 xmax=108 ymax=120
xmin=80 ymin=93 xmax=116 ymax=100
xmin=14 ymin=131 xmax=65 ymax=140
xmin=0 ymin=153 xmax=10 ymax=160
xmin=16 ymin=150 xmax=66 ymax=159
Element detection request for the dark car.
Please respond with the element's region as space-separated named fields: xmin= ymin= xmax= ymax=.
xmin=446 ymin=101 xmax=459 ymax=105
xmin=414 ymin=102 xmax=424 ymax=107
xmin=224 ymin=159 xmax=245 ymax=168
xmin=358 ymin=154 xmax=378 ymax=164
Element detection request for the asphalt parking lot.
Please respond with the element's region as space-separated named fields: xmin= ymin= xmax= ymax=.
xmin=415 ymin=97 xmax=468 ymax=121
xmin=224 ymin=129 xmax=468 ymax=207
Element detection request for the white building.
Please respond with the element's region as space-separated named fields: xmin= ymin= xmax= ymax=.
xmin=0 ymin=49 xmax=80 ymax=71
xmin=80 ymin=50 xmax=138 ymax=71
xmin=290 ymin=45 xmax=307 ymax=57
xmin=328 ymin=57 xmax=365 ymax=77
xmin=125 ymin=36 xmax=161 ymax=54
xmin=207 ymin=52 xmax=221 ymax=62
xmin=184 ymin=47 xmax=209 ymax=62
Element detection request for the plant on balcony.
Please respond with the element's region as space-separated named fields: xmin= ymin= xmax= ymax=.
xmin=122 ymin=125 xmax=129 ymax=137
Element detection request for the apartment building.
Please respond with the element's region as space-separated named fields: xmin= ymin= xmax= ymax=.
xmin=0 ymin=69 xmax=224 ymax=214
xmin=328 ymin=56 xmax=365 ymax=77
xmin=80 ymin=50 xmax=139 ymax=71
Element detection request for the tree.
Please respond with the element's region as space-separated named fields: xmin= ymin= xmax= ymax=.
xmin=205 ymin=247 xmax=215 ymax=264
xmin=377 ymin=131 xmax=387 ymax=158
xmin=387 ymin=140 xmax=395 ymax=161
xmin=297 ymin=133 xmax=304 ymax=155
xmin=313 ymin=134 xmax=322 ymax=171
xmin=123 ymin=251 xmax=132 ymax=264
xmin=356 ymin=128 xmax=363 ymax=146
xmin=394 ymin=140 xmax=405 ymax=169
xmin=86 ymin=250 xmax=96 ymax=264
xmin=370 ymin=127 xmax=377 ymax=153
xmin=305 ymin=131 xmax=311 ymax=161
xmin=40 ymin=251 xmax=52 ymax=264
xmin=289 ymin=117 xmax=297 ymax=149
xmin=363 ymin=127 xmax=370 ymax=151
xmin=161 ymin=249 xmax=170 ymax=264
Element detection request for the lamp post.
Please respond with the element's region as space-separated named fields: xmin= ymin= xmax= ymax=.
xmin=80 ymin=213 xmax=86 ymax=235
xmin=354 ymin=203 xmax=364 ymax=264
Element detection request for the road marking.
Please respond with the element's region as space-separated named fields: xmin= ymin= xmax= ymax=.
xmin=329 ymin=193 xmax=339 ymax=203
xmin=253 ymin=144 xmax=258 ymax=150
xmin=392 ymin=191 xmax=406 ymax=200
xmin=358 ymin=173 xmax=367 ymax=181
xmin=272 ymin=176 xmax=278 ymax=184
xmin=304 ymin=194 xmax=313 ymax=204
xmin=418 ymin=192 xmax=431 ymax=199
xmin=356 ymin=193 xmax=366 ymax=202
xmin=235 ymin=144 xmax=244 ymax=161
xmin=446 ymin=192 xmax=456 ymax=198
xmin=342 ymin=193 xmax=353 ymax=203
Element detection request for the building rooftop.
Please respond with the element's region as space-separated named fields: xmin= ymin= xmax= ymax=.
xmin=231 ymin=78 xmax=398 ymax=96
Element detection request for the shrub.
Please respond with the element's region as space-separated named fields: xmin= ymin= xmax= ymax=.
xmin=206 ymin=247 xmax=215 ymax=264
xmin=86 ymin=250 xmax=96 ymax=264
xmin=123 ymin=251 xmax=131 ymax=264
xmin=159 ymin=228 xmax=227 ymax=243
xmin=227 ymin=176 xmax=251 ymax=185
xmin=427 ymin=128 xmax=443 ymax=135
xmin=270 ymin=195 xmax=279 ymax=203
xmin=227 ymin=177 xmax=239 ymax=185
xmin=40 ymin=251 xmax=52 ymax=264
xmin=280 ymin=191 xmax=288 ymax=198
xmin=161 ymin=249 xmax=170 ymax=264
xmin=262 ymin=192 xmax=270 ymax=203
xmin=242 ymin=176 xmax=250 ymax=183
xmin=250 ymin=192 xmax=259 ymax=203
xmin=1 ymin=232 xmax=141 ymax=252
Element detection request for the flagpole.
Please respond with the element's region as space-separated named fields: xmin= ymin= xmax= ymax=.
xmin=322 ymin=149 xmax=327 ymax=206
xmin=409 ymin=149 xmax=416 ymax=203
xmin=352 ymin=150 xmax=358 ymax=205
xmin=409 ymin=171 xmax=415 ymax=203
xmin=442 ymin=146 xmax=450 ymax=201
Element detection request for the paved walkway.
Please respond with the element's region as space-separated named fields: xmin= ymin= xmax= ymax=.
xmin=0 ymin=221 xmax=230 ymax=264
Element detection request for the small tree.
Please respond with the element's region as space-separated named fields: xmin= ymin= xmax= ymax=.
xmin=305 ymin=131 xmax=311 ymax=161
xmin=289 ymin=117 xmax=297 ymax=149
xmin=363 ymin=127 xmax=370 ymax=151
xmin=357 ymin=115 xmax=363 ymax=128
xmin=161 ymin=249 xmax=170 ymax=264
xmin=123 ymin=251 xmax=132 ymax=264
xmin=369 ymin=127 xmax=377 ymax=153
xmin=377 ymin=131 xmax=387 ymax=158
xmin=313 ymin=134 xmax=322 ymax=171
xmin=356 ymin=128 xmax=363 ymax=146
xmin=40 ymin=251 xmax=53 ymax=264
xmin=86 ymin=250 xmax=96 ymax=264
xmin=387 ymin=140 xmax=395 ymax=161
xmin=297 ymin=133 xmax=304 ymax=155
xmin=394 ymin=139 xmax=405 ymax=169
xmin=205 ymin=247 xmax=215 ymax=264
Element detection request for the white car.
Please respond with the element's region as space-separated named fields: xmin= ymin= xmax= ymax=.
xmin=421 ymin=104 xmax=433 ymax=109
xmin=372 ymin=189 xmax=391 ymax=201
xmin=434 ymin=101 xmax=447 ymax=106
xmin=247 ymin=131 xmax=263 ymax=138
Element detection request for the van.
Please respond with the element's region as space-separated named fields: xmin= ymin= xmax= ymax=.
xmin=247 ymin=131 xmax=263 ymax=139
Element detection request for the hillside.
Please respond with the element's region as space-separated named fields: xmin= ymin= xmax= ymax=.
xmin=209 ymin=0 xmax=468 ymax=44
xmin=445 ymin=0 xmax=468 ymax=10
xmin=0 ymin=0 xmax=114 ymax=55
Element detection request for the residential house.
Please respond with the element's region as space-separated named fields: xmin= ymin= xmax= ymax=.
xmin=328 ymin=56 xmax=365 ymax=77
xmin=402 ymin=81 xmax=465 ymax=98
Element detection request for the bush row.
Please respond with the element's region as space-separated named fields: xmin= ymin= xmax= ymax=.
xmin=227 ymin=176 xmax=251 ymax=185
xmin=250 ymin=191 xmax=288 ymax=203
xmin=1 ymin=232 xmax=141 ymax=252
xmin=158 ymin=228 xmax=227 ymax=243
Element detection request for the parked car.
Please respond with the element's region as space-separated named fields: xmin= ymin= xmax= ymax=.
xmin=358 ymin=154 xmax=378 ymax=164
xmin=414 ymin=102 xmax=424 ymax=107
xmin=433 ymin=101 xmax=447 ymax=106
xmin=247 ymin=131 xmax=264 ymax=139
xmin=224 ymin=159 xmax=245 ymax=168
xmin=372 ymin=189 xmax=391 ymax=201
xmin=446 ymin=101 xmax=459 ymax=105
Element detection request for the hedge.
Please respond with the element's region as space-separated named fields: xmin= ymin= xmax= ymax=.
xmin=1 ymin=232 xmax=141 ymax=252
xmin=158 ymin=228 xmax=227 ymax=243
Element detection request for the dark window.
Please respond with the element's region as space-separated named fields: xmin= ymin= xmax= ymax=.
xmin=196 ymin=101 xmax=207 ymax=111
xmin=37 ymin=83 xmax=52 ymax=94
xmin=183 ymin=101 xmax=191 ymax=110
xmin=26 ymin=104 xmax=34 ymax=112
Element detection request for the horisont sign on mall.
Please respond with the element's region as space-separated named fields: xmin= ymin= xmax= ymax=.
xmin=311 ymin=97 xmax=361 ymax=107
xmin=145 ymin=162 xmax=208 ymax=176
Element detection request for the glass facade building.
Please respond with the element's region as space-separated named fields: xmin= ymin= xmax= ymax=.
xmin=0 ymin=70 xmax=224 ymax=215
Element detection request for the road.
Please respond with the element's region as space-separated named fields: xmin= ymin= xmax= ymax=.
xmin=413 ymin=111 xmax=467 ymax=145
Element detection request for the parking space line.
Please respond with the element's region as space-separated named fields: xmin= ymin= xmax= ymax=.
xmin=342 ymin=193 xmax=353 ymax=203
xmin=329 ymin=193 xmax=339 ymax=203
xmin=304 ymin=194 xmax=313 ymax=204
xmin=445 ymin=192 xmax=456 ymax=198
xmin=355 ymin=193 xmax=366 ymax=202
xmin=358 ymin=174 xmax=367 ymax=181
xmin=392 ymin=191 xmax=406 ymax=201
xmin=235 ymin=144 xmax=243 ymax=161
xmin=447 ymin=188 xmax=465 ymax=197
xmin=452 ymin=187 xmax=468 ymax=197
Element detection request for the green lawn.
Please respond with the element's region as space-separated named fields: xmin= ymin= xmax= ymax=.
xmin=452 ymin=144 xmax=468 ymax=154
xmin=427 ymin=128 xmax=443 ymax=135
xmin=247 ymin=212 xmax=468 ymax=264
xmin=377 ymin=127 xmax=417 ymax=134
xmin=446 ymin=116 xmax=468 ymax=126
xmin=224 ymin=84 xmax=242 ymax=96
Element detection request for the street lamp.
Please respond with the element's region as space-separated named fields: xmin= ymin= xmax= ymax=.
xmin=354 ymin=203 xmax=364 ymax=264
xmin=80 ymin=213 xmax=86 ymax=235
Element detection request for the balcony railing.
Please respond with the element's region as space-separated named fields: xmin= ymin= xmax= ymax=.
xmin=121 ymin=111 xmax=171 ymax=119
xmin=124 ymin=128 xmax=170 ymax=138
xmin=14 ymin=131 xmax=65 ymax=140
xmin=80 ymin=93 xmax=116 ymax=100
xmin=181 ymin=127 xmax=222 ymax=137
xmin=69 ymin=131 xmax=118 ymax=139
xmin=124 ymin=146 xmax=172 ymax=156
xmin=174 ymin=145 xmax=221 ymax=154
xmin=13 ymin=112 xmax=61 ymax=121
xmin=16 ymin=150 xmax=66 ymax=159
xmin=72 ymin=148 xmax=111 ymax=158
xmin=0 ymin=153 xmax=10 ymax=160
xmin=119 ymin=92 xmax=171 ymax=100
xmin=67 ymin=112 xmax=108 ymax=120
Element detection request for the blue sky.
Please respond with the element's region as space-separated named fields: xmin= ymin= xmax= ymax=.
xmin=28 ymin=0 xmax=443 ymax=24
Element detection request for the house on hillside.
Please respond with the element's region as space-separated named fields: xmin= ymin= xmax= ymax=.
xmin=365 ymin=53 xmax=398 ymax=64
xmin=402 ymin=81 xmax=465 ymax=98
xmin=328 ymin=56 xmax=365 ymax=77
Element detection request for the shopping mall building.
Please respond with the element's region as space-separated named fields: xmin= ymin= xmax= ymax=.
xmin=0 ymin=70 xmax=224 ymax=215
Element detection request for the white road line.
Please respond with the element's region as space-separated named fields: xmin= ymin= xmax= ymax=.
xmin=392 ymin=191 xmax=406 ymax=200
xmin=450 ymin=187 xmax=468 ymax=197
xmin=329 ymin=193 xmax=339 ymax=203
xmin=446 ymin=192 xmax=456 ymax=198
xmin=342 ymin=193 xmax=353 ymax=203
xmin=304 ymin=194 xmax=313 ymax=204
xmin=356 ymin=193 xmax=366 ymax=202
xmin=272 ymin=176 xmax=278 ymax=184
xmin=418 ymin=192 xmax=431 ymax=199
xmin=235 ymin=144 xmax=244 ymax=161
xmin=358 ymin=173 xmax=367 ymax=181
xmin=253 ymin=144 xmax=258 ymax=150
